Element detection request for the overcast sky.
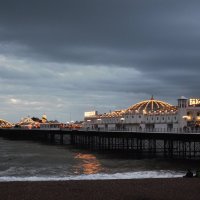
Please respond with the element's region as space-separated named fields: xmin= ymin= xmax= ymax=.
xmin=0 ymin=0 xmax=200 ymax=122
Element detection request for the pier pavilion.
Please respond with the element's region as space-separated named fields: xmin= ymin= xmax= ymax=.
xmin=84 ymin=96 xmax=200 ymax=132
xmin=0 ymin=119 xmax=13 ymax=128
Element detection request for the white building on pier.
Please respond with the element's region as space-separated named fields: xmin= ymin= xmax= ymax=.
xmin=84 ymin=96 xmax=200 ymax=132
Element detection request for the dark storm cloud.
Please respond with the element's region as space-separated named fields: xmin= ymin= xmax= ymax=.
xmin=0 ymin=0 xmax=200 ymax=63
xmin=0 ymin=0 xmax=200 ymax=121
xmin=0 ymin=1 xmax=200 ymax=65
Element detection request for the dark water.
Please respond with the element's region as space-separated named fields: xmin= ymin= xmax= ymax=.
xmin=0 ymin=137 xmax=199 ymax=181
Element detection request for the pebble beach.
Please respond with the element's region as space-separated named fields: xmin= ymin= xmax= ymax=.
xmin=1 ymin=178 xmax=200 ymax=200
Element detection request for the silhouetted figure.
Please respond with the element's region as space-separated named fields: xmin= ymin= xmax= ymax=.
xmin=195 ymin=170 xmax=200 ymax=178
xmin=184 ymin=169 xmax=193 ymax=178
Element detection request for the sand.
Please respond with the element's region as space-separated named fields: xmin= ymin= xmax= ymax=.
xmin=0 ymin=178 xmax=200 ymax=200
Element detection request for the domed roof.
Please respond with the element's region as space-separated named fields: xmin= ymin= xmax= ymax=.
xmin=179 ymin=96 xmax=188 ymax=100
xmin=19 ymin=117 xmax=35 ymax=125
xmin=126 ymin=96 xmax=175 ymax=114
xmin=0 ymin=119 xmax=13 ymax=128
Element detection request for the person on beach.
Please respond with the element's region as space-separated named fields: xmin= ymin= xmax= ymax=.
xmin=195 ymin=169 xmax=200 ymax=178
xmin=184 ymin=169 xmax=193 ymax=178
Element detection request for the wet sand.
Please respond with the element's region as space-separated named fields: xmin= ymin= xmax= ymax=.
xmin=0 ymin=178 xmax=200 ymax=200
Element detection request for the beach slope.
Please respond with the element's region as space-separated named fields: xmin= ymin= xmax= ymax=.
xmin=0 ymin=178 xmax=200 ymax=200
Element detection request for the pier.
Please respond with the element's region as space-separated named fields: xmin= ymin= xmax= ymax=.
xmin=1 ymin=129 xmax=200 ymax=159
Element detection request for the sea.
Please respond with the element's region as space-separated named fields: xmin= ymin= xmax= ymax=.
xmin=0 ymin=137 xmax=200 ymax=182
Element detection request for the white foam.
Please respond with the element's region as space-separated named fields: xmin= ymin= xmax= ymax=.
xmin=0 ymin=170 xmax=184 ymax=182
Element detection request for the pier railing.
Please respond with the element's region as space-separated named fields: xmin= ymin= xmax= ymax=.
xmin=80 ymin=127 xmax=200 ymax=134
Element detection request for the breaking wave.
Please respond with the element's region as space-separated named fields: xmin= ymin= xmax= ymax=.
xmin=0 ymin=170 xmax=184 ymax=182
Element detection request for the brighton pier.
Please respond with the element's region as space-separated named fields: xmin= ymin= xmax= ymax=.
xmin=1 ymin=96 xmax=200 ymax=160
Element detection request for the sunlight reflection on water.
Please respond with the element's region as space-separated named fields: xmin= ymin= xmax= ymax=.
xmin=73 ymin=153 xmax=103 ymax=175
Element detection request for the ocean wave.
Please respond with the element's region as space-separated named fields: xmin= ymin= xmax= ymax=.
xmin=0 ymin=170 xmax=184 ymax=182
